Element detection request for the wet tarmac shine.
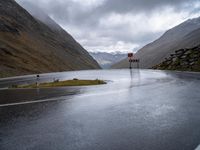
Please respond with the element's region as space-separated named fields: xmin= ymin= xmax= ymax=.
xmin=0 ymin=69 xmax=200 ymax=150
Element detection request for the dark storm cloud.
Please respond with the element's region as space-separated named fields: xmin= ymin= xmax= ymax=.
xmin=16 ymin=0 xmax=200 ymax=53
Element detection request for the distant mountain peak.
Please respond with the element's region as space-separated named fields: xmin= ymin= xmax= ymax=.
xmin=90 ymin=52 xmax=126 ymax=69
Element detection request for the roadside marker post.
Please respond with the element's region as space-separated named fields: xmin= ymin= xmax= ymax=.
xmin=36 ymin=74 xmax=40 ymax=87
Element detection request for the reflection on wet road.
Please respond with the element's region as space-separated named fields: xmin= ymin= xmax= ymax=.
xmin=0 ymin=69 xmax=200 ymax=150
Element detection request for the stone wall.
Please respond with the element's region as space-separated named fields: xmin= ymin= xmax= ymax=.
xmin=152 ymin=46 xmax=200 ymax=72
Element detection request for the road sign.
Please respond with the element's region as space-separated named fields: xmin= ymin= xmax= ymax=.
xmin=129 ymin=59 xmax=139 ymax=62
xmin=127 ymin=53 xmax=139 ymax=69
xmin=128 ymin=53 xmax=133 ymax=58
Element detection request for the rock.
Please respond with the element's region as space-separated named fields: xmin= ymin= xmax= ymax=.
xmin=152 ymin=45 xmax=200 ymax=72
xmin=181 ymin=55 xmax=187 ymax=59
xmin=189 ymin=62 xmax=195 ymax=66
xmin=172 ymin=57 xmax=177 ymax=62
xmin=185 ymin=50 xmax=192 ymax=55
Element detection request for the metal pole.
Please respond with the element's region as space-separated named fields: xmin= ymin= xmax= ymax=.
xmin=129 ymin=60 xmax=132 ymax=69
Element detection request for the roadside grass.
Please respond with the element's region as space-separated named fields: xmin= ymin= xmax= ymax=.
xmin=11 ymin=79 xmax=106 ymax=88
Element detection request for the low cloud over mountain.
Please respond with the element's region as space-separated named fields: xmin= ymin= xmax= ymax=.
xmin=16 ymin=0 xmax=200 ymax=53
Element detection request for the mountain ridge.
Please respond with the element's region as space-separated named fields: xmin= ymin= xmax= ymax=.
xmin=0 ymin=0 xmax=100 ymax=78
xmin=152 ymin=45 xmax=200 ymax=71
xmin=90 ymin=52 xmax=126 ymax=69
xmin=112 ymin=17 xmax=200 ymax=69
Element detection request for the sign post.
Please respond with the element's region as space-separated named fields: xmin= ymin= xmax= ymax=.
xmin=36 ymin=74 xmax=40 ymax=87
xmin=127 ymin=53 xmax=140 ymax=69
xmin=128 ymin=53 xmax=133 ymax=69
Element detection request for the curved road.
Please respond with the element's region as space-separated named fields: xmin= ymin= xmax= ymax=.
xmin=0 ymin=69 xmax=200 ymax=150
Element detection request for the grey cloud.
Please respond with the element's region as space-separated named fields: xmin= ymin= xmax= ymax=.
xmin=99 ymin=0 xmax=196 ymax=13
xmin=17 ymin=0 xmax=198 ymax=26
xmin=16 ymin=0 xmax=200 ymax=53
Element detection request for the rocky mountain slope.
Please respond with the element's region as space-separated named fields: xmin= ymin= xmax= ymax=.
xmin=0 ymin=0 xmax=100 ymax=78
xmin=152 ymin=45 xmax=200 ymax=71
xmin=90 ymin=52 xmax=126 ymax=69
xmin=112 ymin=17 xmax=200 ymax=69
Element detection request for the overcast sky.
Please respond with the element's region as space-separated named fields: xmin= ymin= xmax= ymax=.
xmin=16 ymin=0 xmax=200 ymax=53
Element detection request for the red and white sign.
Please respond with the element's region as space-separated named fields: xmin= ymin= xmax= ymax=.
xmin=127 ymin=52 xmax=140 ymax=68
xmin=128 ymin=53 xmax=133 ymax=58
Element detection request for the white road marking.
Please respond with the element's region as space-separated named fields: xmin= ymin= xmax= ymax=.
xmin=195 ymin=144 xmax=200 ymax=150
xmin=0 ymin=96 xmax=68 ymax=107
xmin=0 ymin=88 xmax=9 ymax=90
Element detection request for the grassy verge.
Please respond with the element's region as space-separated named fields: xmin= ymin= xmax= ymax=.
xmin=11 ymin=79 xmax=106 ymax=88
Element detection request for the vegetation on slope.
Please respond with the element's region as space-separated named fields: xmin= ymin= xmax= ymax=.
xmin=112 ymin=18 xmax=200 ymax=69
xmin=0 ymin=0 xmax=100 ymax=78
xmin=11 ymin=79 xmax=106 ymax=88
xmin=152 ymin=46 xmax=200 ymax=72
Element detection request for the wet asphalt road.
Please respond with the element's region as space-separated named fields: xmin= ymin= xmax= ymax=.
xmin=0 ymin=69 xmax=200 ymax=150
